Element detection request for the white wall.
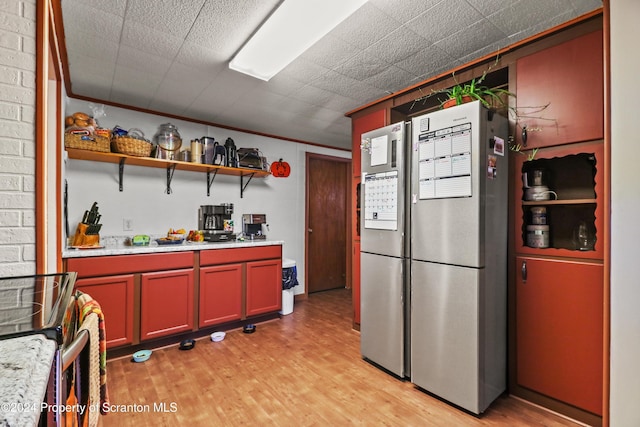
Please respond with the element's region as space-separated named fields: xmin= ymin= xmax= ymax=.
xmin=64 ymin=99 xmax=350 ymax=295
xmin=609 ymin=1 xmax=640 ymax=425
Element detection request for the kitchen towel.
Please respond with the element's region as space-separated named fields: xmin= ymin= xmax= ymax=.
xmin=77 ymin=312 xmax=100 ymax=427
xmin=76 ymin=291 xmax=110 ymax=415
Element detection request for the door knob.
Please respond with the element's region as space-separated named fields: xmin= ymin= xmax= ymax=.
xmin=308 ymin=228 xmax=313 ymax=233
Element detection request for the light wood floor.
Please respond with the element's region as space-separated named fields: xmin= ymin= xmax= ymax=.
xmin=102 ymin=288 xmax=581 ymax=426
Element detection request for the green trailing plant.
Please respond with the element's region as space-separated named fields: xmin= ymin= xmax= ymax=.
xmin=438 ymin=70 xmax=514 ymax=110
xmin=410 ymin=57 xmax=558 ymax=161
xmin=508 ymin=136 xmax=539 ymax=161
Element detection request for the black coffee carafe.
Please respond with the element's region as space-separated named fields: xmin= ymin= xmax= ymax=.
xmin=225 ymin=137 xmax=238 ymax=167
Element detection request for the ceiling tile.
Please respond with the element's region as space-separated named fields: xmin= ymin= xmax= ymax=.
xmin=365 ymin=26 xmax=430 ymax=65
xmin=368 ymin=0 xmax=443 ymax=25
xmin=61 ymin=2 xmax=124 ymax=44
xmin=435 ymin=19 xmax=506 ymax=59
xmin=333 ymin=51 xmax=392 ymax=81
xmin=310 ymin=70 xmax=387 ymax=102
xmin=173 ymin=42 xmax=227 ymax=73
xmin=116 ymin=45 xmax=172 ymax=77
xmin=185 ymin=0 xmax=280 ymax=57
xmin=63 ymin=0 xmax=127 ymax=17
xmin=279 ymin=58 xmax=332 ymax=84
xmin=125 ymin=0 xmax=205 ymax=38
xmin=406 ymin=0 xmax=485 ymax=43
xmin=64 ymin=33 xmax=119 ymax=63
xmin=300 ymin=34 xmax=360 ymax=70
xmin=329 ymin=2 xmax=402 ymax=50
xmin=120 ymin=22 xmax=183 ymax=59
xmin=396 ymin=45 xmax=454 ymax=78
xmin=464 ymin=0 xmax=517 ymax=17
xmin=364 ymin=65 xmax=417 ymax=94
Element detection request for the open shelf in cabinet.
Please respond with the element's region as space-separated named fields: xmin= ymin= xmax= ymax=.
xmin=66 ymin=148 xmax=270 ymax=197
xmin=514 ymin=142 xmax=604 ymax=260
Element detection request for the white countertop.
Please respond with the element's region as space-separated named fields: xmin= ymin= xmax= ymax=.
xmin=62 ymin=238 xmax=284 ymax=258
xmin=0 ymin=334 xmax=56 ymax=427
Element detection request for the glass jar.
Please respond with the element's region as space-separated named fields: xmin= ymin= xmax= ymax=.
xmin=153 ymin=123 xmax=182 ymax=153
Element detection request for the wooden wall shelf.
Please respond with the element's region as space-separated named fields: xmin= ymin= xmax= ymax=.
xmin=66 ymin=148 xmax=270 ymax=197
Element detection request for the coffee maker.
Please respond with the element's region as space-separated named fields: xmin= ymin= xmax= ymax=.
xmin=199 ymin=204 xmax=236 ymax=242
xmin=242 ymin=214 xmax=267 ymax=240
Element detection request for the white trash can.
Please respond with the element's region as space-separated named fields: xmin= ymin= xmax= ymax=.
xmin=280 ymin=258 xmax=297 ymax=315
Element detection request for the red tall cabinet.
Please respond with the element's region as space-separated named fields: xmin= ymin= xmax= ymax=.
xmin=510 ymin=28 xmax=605 ymax=426
xmin=351 ymin=109 xmax=386 ymax=327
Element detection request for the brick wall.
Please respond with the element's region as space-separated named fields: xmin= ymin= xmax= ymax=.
xmin=0 ymin=0 xmax=37 ymax=277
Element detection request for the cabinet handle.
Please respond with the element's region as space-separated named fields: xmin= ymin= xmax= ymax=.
xmin=521 ymin=260 xmax=527 ymax=283
xmin=308 ymin=228 xmax=313 ymax=233
xmin=521 ymin=125 xmax=528 ymax=146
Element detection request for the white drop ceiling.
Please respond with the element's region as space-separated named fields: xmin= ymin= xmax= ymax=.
xmin=60 ymin=0 xmax=602 ymax=150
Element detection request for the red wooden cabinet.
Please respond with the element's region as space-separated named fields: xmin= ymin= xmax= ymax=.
xmin=516 ymin=256 xmax=603 ymax=415
xmin=199 ymin=264 xmax=243 ymax=327
xmin=75 ymin=274 xmax=134 ymax=349
xmin=140 ymin=268 xmax=194 ymax=341
xmin=515 ymin=30 xmax=603 ymax=149
xmin=246 ymin=259 xmax=282 ymax=317
xmin=351 ymin=109 xmax=386 ymax=327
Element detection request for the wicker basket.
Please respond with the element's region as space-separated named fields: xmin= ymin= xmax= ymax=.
xmin=111 ymin=136 xmax=153 ymax=157
xmin=64 ymin=133 xmax=110 ymax=152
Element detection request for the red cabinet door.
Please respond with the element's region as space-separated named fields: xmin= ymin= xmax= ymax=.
xmin=140 ymin=269 xmax=194 ymax=341
xmin=76 ymin=274 xmax=134 ymax=349
xmin=246 ymin=259 xmax=281 ymax=317
xmin=199 ymin=264 xmax=243 ymax=328
xmin=516 ymin=256 xmax=603 ymax=415
xmin=515 ymin=30 xmax=603 ymax=148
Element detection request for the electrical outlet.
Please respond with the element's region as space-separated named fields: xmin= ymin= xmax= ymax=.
xmin=123 ymin=218 xmax=133 ymax=231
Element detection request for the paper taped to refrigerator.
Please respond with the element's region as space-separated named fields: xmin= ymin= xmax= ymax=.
xmin=363 ymin=171 xmax=398 ymax=230
xmin=369 ymin=135 xmax=388 ymax=166
xmin=417 ymin=123 xmax=472 ymax=199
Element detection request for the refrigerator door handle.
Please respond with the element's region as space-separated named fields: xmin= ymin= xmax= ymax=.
xmin=521 ymin=260 xmax=528 ymax=283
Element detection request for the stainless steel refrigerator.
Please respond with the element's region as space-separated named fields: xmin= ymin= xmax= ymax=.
xmin=360 ymin=100 xmax=508 ymax=414
xmin=409 ymin=100 xmax=507 ymax=414
xmin=360 ymin=121 xmax=409 ymax=378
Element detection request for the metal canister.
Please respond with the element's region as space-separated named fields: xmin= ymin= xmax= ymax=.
xmin=190 ymin=139 xmax=202 ymax=164
xmin=527 ymin=225 xmax=550 ymax=248
xmin=530 ymin=206 xmax=547 ymax=225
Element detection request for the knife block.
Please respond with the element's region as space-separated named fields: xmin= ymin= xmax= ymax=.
xmin=72 ymin=223 xmax=100 ymax=246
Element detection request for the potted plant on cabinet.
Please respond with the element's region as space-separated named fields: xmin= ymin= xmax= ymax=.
xmin=437 ymin=71 xmax=515 ymax=110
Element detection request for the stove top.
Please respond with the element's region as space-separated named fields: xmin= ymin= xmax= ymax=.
xmin=0 ymin=272 xmax=77 ymax=344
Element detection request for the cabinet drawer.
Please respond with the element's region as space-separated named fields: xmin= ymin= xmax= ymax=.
xmin=200 ymin=245 xmax=281 ymax=266
xmin=67 ymin=252 xmax=194 ymax=278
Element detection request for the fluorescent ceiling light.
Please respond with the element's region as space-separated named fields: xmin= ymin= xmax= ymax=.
xmin=229 ymin=0 xmax=368 ymax=81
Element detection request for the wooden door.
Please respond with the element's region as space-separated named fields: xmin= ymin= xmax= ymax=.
xmin=307 ymin=154 xmax=349 ymax=293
